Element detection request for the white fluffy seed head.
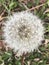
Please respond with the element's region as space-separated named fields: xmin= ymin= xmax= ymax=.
xmin=3 ymin=11 xmax=44 ymax=57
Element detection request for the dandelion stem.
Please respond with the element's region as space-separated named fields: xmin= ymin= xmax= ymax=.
xmin=21 ymin=54 xmax=25 ymax=65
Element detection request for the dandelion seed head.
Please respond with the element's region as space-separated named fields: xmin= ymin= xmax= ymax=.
xmin=3 ymin=11 xmax=44 ymax=56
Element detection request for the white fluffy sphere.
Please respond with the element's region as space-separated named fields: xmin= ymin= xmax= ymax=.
xmin=3 ymin=11 xmax=44 ymax=56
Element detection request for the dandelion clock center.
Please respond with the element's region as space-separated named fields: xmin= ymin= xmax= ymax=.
xmin=18 ymin=24 xmax=32 ymax=41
